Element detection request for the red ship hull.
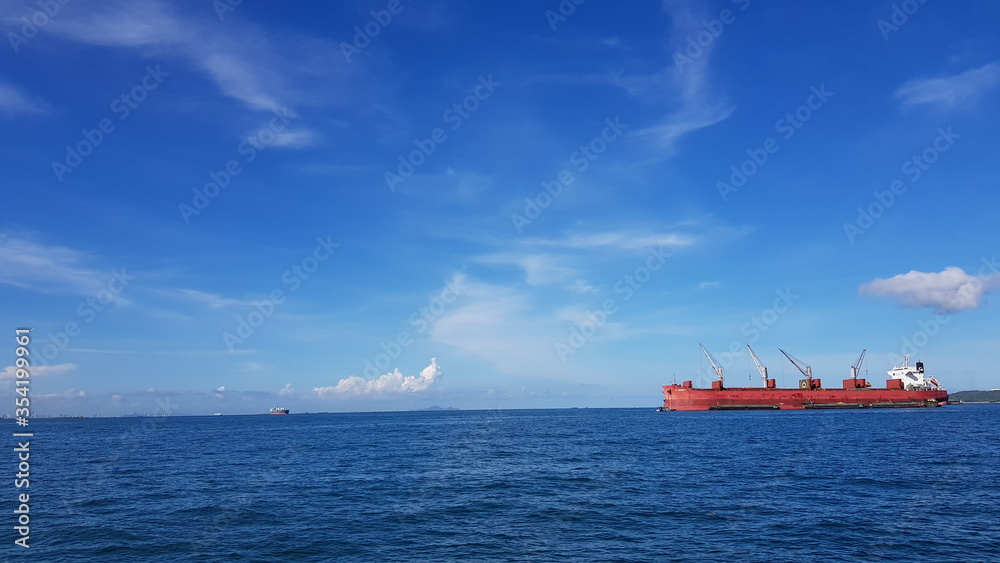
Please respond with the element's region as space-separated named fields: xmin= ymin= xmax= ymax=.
xmin=662 ymin=384 xmax=948 ymax=411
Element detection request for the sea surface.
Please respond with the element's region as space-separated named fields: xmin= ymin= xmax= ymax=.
xmin=10 ymin=406 xmax=1000 ymax=562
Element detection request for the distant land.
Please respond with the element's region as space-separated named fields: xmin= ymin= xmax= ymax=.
xmin=417 ymin=406 xmax=460 ymax=411
xmin=949 ymin=390 xmax=1000 ymax=403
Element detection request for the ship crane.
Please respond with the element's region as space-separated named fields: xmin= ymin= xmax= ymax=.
xmin=850 ymin=349 xmax=867 ymax=379
xmin=698 ymin=342 xmax=724 ymax=384
xmin=746 ymin=344 xmax=768 ymax=386
xmin=779 ymin=348 xmax=812 ymax=385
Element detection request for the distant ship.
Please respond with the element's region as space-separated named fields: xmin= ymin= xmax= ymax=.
xmin=660 ymin=344 xmax=948 ymax=411
xmin=269 ymin=406 xmax=290 ymax=415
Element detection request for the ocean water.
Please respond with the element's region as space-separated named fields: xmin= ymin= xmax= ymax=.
xmin=13 ymin=406 xmax=1000 ymax=562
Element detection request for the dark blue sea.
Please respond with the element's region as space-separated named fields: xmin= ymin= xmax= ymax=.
xmin=10 ymin=406 xmax=1000 ymax=562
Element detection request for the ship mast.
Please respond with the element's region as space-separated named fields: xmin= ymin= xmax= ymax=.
xmin=746 ymin=344 xmax=768 ymax=386
xmin=779 ymin=348 xmax=812 ymax=383
xmin=698 ymin=342 xmax=724 ymax=384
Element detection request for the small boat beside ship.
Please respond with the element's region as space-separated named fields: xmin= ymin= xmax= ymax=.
xmin=660 ymin=344 xmax=948 ymax=411
xmin=269 ymin=406 xmax=290 ymax=415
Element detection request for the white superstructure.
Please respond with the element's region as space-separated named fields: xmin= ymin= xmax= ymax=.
xmin=888 ymin=354 xmax=941 ymax=390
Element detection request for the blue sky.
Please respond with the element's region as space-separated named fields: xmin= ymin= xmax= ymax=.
xmin=2 ymin=0 xmax=999 ymax=416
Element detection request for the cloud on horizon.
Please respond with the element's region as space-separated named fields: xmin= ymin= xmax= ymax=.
xmin=859 ymin=267 xmax=999 ymax=313
xmin=313 ymin=358 xmax=442 ymax=396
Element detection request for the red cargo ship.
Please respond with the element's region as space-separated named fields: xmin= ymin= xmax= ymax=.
xmin=660 ymin=344 xmax=948 ymax=411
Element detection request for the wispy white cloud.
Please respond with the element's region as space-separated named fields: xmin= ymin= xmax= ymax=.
xmin=567 ymin=279 xmax=599 ymax=294
xmin=269 ymin=129 xmax=317 ymax=148
xmin=527 ymin=3 xmax=734 ymax=154
xmin=632 ymin=1 xmax=735 ymax=152
xmin=472 ymin=227 xmax=703 ymax=295
xmin=0 ymin=234 xmax=131 ymax=303
xmin=389 ymin=168 xmax=495 ymax=201
xmin=896 ymin=63 xmax=1000 ymax=110
xmin=46 ymin=1 xmax=278 ymax=111
xmin=313 ymin=358 xmax=442 ymax=396
xmin=859 ymin=267 xmax=1000 ymax=313
xmin=42 ymin=1 xmax=188 ymax=47
xmin=1 ymin=363 xmax=76 ymax=379
xmin=0 ymin=82 xmax=48 ymax=116
xmin=433 ymin=291 xmax=547 ymax=373
xmin=475 ymin=253 xmax=580 ymax=286
xmin=36 ymin=389 xmax=87 ymax=400
xmin=427 ymin=278 xmax=591 ymax=377
xmin=430 ymin=279 xmax=632 ymax=379
xmin=41 ymin=0 xmax=363 ymax=117
xmin=174 ymin=289 xmax=254 ymax=309
xmin=533 ymin=231 xmax=695 ymax=251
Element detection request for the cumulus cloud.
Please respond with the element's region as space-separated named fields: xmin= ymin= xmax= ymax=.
xmin=1 ymin=363 xmax=76 ymax=379
xmin=859 ymin=267 xmax=999 ymax=313
xmin=313 ymin=358 xmax=442 ymax=396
